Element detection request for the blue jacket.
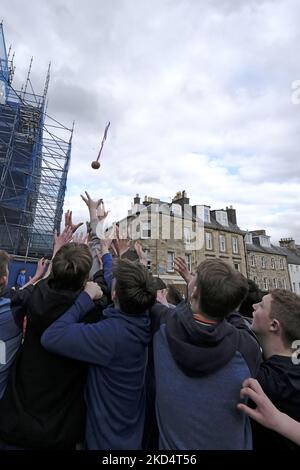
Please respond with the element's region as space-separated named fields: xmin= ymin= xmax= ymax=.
xmin=16 ymin=273 xmax=26 ymax=288
xmin=0 ymin=288 xmax=32 ymax=399
xmin=150 ymin=302 xmax=262 ymax=450
xmin=41 ymin=293 xmax=151 ymax=450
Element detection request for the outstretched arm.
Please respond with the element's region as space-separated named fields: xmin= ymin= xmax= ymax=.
xmin=20 ymin=258 xmax=49 ymax=289
xmin=41 ymin=282 xmax=116 ymax=366
xmin=174 ymin=256 xmax=193 ymax=284
xmin=238 ymin=378 xmax=300 ymax=446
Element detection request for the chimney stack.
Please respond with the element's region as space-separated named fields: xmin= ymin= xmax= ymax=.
xmin=279 ymin=238 xmax=296 ymax=250
xmin=134 ymin=193 xmax=140 ymax=205
xmin=226 ymin=206 xmax=237 ymax=225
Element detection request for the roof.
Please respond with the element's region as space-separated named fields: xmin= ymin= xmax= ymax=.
xmin=275 ymin=246 xmax=300 ymax=265
xmin=204 ymin=218 xmax=245 ymax=236
xmin=139 ymin=203 xmax=245 ymax=235
xmin=246 ymin=243 xmax=287 ymax=257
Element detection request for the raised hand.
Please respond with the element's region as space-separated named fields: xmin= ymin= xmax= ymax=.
xmin=134 ymin=241 xmax=148 ymax=267
xmin=112 ymin=226 xmax=131 ymax=258
xmin=34 ymin=258 xmax=49 ymax=280
xmin=174 ymin=256 xmax=193 ymax=284
xmin=80 ymin=191 xmax=102 ymax=220
xmin=97 ymin=200 xmax=110 ymax=221
xmin=53 ymin=226 xmax=73 ymax=258
xmin=73 ymin=232 xmax=89 ymax=245
xmin=64 ymin=210 xmax=83 ymax=234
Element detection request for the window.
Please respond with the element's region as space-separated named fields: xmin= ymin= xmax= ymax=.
xmin=216 ymin=211 xmax=228 ymax=227
xmin=271 ymin=258 xmax=275 ymax=269
xmin=204 ymin=206 xmax=210 ymax=223
xmin=167 ymin=252 xmax=174 ymax=272
xmin=219 ymin=234 xmax=226 ymax=252
xmin=232 ymin=237 xmax=239 ymax=254
xmin=185 ymin=253 xmax=192 ymax=273
xmin=282 ymin=279 xmax=286 ymax=290
xmin=260 ymin=236 xmax=271 ymax=247
xmin=279 ymin=259 xmax=284 ymax=270
xmin=205 ymin=232 xmax=213 ymax=250
xmin=263 ymin=278 xmax=268 ymax=291
xmin=184 ymin=227 xmax=192 ymax=244
xmin=273 ymin=278 xmax=277 ymax=289
xmin=297 ymin=266 xmax=299 ymax=272
xmin=234 ymin=263 xmax=240 ymax=272
xmin=253 ymin=276 xmax=258 ymax=285
xmin=261 ymin=256 xmax=266 ymax=269
xmin=141 ymin=221 xmax=151 ymax=239
xmin=278 ymin=279 xmax=282 ymax=288
xmin=293 ymin=282 xmax=296 ymax=292
xmin=245 ymin=232 xmax=253 ymax=244
xmin=250 ymin=254 xmax=256 ymax=267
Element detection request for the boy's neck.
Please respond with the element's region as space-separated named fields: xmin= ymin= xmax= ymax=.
xmin=193 ymin=311 xmax=218 ymax=325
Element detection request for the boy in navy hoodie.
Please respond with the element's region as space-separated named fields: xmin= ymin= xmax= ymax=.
xmin=42 ymin=258 xmax=157 ymax=450
xmin=151 ymin=258 xmax=262 ymax=450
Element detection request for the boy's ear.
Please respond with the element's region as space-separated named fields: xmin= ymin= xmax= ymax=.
xmin=191 ymin=285 xmax=198 ymax=300
xmin=270 ymin=318 xmax=281 ymax=333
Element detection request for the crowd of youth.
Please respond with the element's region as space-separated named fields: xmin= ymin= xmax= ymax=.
xmin=0 ymin=192 xmax=300 ymax=450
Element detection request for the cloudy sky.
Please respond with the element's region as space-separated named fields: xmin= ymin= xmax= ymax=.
xmin=1 ymin=0 xmax=300 ymax=243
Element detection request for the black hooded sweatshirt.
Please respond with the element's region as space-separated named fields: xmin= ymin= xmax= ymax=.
xmin=0 ymin=277 xmax=97 ymax=449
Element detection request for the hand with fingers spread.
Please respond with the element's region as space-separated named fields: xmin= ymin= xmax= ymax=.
xmin=20 ymin=258 xmax=49 ymax=289
xmin=65 ymin=210 xmax=83 ymax=234
xmin=80 ymin=191 xmax=102 ymax=220
xmin=237 ymin=378 xmax=300 ymax=446
xmin=53 ymin=226 xmax=73 ymax=258
xmin=237 ymin=378 xmax=283 ymax=430
xmin=34 ymin=258 xmax=49 ymax=280
xmin=134 ymin=241 xmax=148 ymax=267
xmin=97 ymin=200 xmax=110 ymax=222
xmin=84 ymin=281 xmax=103 ymax=301
xmin=174 ymin=256 xmax=193 ymax=284
xmin=73 ymin=232 xmax=89 ymax=245
xmin=112 ymin=227 xmax=131 ymax=258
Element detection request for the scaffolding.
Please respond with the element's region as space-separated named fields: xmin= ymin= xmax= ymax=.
xmin=0 ymin=23 xmax=73 ymax=257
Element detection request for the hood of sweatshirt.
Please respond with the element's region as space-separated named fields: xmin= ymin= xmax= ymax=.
xmin=103 ymin=305 xmax=151 ymax=346
xmin=165 ymin=302 xmax=240 ymax=376
xmin=27 ymin=278 xmax=81 ymax=334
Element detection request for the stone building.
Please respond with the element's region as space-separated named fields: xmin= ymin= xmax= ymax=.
xmin=245 ymin=230 xmax=291 ymax=291
xmin=278 ymin=238 xmax=300 ymax=295
xmin=118 ymin=192 xmax=247 ymax=291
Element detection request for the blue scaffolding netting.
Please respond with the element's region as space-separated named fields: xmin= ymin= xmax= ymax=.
xmin=0 ymin=23 xmax=73 ymax=257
